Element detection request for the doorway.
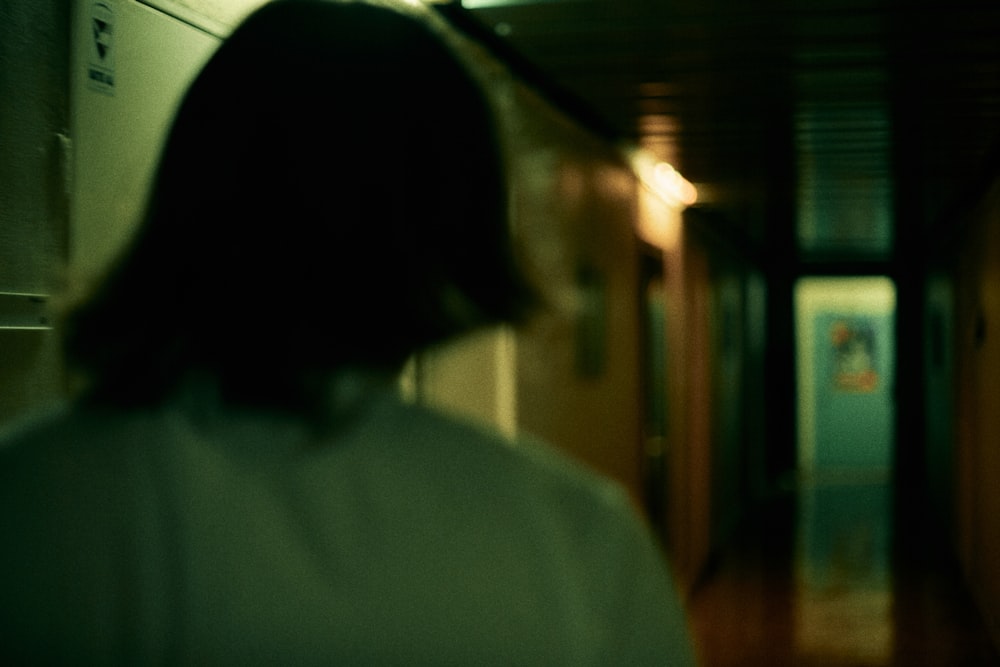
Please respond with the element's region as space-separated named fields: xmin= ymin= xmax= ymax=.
xmin=792 ymin=276 xmax=898 ymax=660
xmin=794 ymin=276 xmax=897 ymax=477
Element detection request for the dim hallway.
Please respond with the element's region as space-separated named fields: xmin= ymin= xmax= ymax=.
xmin=685 ymin=471 xmax=1000 ymax=667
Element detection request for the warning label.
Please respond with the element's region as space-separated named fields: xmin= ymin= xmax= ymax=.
xmin=88 ymin=2 xmax=115 ymax=95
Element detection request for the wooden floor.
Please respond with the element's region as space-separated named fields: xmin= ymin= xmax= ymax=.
xmin=686 ymin=478 xmax=1000 ymax=666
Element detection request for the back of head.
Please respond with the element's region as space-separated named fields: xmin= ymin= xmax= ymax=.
xmin=66 ymin=0 xmax=535 ymax=412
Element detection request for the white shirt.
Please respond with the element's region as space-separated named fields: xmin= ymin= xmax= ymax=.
xmin=0 ymin=384 xmax=695 ymax=665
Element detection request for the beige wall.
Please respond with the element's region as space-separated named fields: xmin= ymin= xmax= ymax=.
xmin=416 ymin=328 xmax=518 ymax=438
xmin=416 ymin=66 xmax=648 ymax=504
xmin=70 ymin=0 xmax=219 ymax=286
xmin=514 ymin=161 xmax=644 ymax=503
xmin=508 ymin=86 xmax=646 ymax=504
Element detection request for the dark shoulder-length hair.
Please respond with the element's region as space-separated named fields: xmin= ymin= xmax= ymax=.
xmin=65 ymin=0 xmax=535 ymax=411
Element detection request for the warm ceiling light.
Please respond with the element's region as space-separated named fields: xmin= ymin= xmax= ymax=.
xmin=627 ymin=148 xmax=697 ymax=208
xmin=653 ymin=162 xmax=698 ymax=206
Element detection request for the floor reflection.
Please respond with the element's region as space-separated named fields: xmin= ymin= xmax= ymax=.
xmin=796 ymin=479 xmax=893 ymax=663
xmin=687 ymin=476 xmax=1000 ymax=666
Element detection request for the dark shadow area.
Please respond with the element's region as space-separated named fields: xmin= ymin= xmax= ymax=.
xmin=688 ymin=474 xmax=999 ymax=666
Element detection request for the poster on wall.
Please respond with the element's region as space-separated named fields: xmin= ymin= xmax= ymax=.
xmin=830 ymin=318 xmax=879 ymax=393
xmin=796 ymin=277 xmax=896 ymax=472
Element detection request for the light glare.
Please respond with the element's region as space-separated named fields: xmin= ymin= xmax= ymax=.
xmin=652 ymin=162 xmax=698 ymax=206
xmin=627 ymin=148 xmax=698 ymax=208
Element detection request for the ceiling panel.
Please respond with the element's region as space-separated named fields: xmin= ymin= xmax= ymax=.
xmin=452 ymin=0 xmax=1000 ymax=256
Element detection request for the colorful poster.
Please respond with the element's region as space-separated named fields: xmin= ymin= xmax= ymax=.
xmin=830 ymin=318 xmax=878 ymax=393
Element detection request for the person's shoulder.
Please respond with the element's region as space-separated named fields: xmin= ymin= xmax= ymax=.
xmin=0 ymin=401 xmax=160 ymax=486
xmin=511 ymin=429 xmax=631 ymax=510
xmin=386 ymin=396 xmax=634 ymax=517
xmin=0 ymin=402 xmax=76 ymax=462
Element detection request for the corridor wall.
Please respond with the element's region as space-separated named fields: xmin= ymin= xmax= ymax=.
xmin=924 ymin=271 xmax=955 ymax=536
xmin=417 ymin=11 xmax=764 ymax=596
xmin=69 ymin=0 xmax=220 ymax=285
xmin=644 ymin=210 xmax=763 ymax=594
xmin=954 ymin=167 xmax=1000 ymax=646
xmin=0 ymin=0 xmax=70 ymax=426
xmin=510 ymin=139 xmax=765 ymax=598
xmin=419 ymin=37 xmax=647 ymax=507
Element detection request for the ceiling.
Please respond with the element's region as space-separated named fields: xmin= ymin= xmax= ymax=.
xmin=442 ymin=0 xmax=1000 ymax=260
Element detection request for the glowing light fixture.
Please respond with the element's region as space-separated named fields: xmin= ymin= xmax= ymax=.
xmin=652 ymin=162 xmax=698 ymax=206
xmin=625 ymin=148 xmax=697 ymax=251
xmin=627 ymin=148 xmax=697 ymax=208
